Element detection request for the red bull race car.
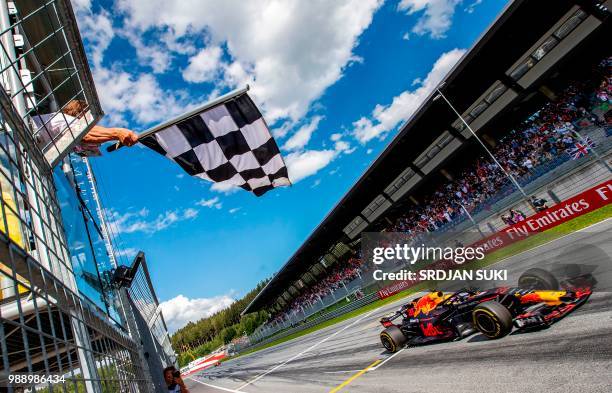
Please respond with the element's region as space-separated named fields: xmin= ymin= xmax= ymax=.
xmin=379 ymin=268 xmax=595 ymax=352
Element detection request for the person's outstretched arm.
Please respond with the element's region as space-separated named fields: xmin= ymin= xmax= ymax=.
xmin=81 ymin=125 xmax=139 ymax=146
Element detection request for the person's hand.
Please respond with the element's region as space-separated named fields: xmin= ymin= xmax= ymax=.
xmin=114 ymin=128 xmax=139 ymax=146
xmin=175 ymin=375 xmax=189 ymax=392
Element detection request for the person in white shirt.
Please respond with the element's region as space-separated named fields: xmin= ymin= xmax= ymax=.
xmin=522 ymin=158 xmax=533 ymax=169
xmin=32 ymin=100 xmax=138 ymax=155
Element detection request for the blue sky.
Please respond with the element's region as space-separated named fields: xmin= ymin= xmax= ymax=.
xmin=73 ymin=0 xmax=508 ymax=331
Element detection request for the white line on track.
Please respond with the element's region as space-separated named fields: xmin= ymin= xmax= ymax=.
xmin=188 ymin=376 xmax=251 ymax=393
xmin=370 ymin=347 xmax=406 ymax=371
xmin=236 ymin=309 xmax=378 ymax=390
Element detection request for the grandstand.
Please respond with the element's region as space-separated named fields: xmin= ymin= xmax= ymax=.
xmin=241 ymin=0 xmax=612 ymax=340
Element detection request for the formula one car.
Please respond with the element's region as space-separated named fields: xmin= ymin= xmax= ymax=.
xmin=379 ymin=268 xmax=594 ymax=352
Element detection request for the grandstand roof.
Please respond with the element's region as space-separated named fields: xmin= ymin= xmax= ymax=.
xmin=243 ymin=0 xmax=611 ymax=314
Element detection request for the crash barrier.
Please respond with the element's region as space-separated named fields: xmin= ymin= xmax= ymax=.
xmin=376 ymin=178 xmax=612 ymax=299
xmin=234 ymin=293 xmax=379 ymax=353
xmin=180 ymin=351 xmax=228 ymax=376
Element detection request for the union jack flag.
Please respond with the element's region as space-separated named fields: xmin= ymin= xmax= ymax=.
xmin=566 ymin=136 xmax=596 ymax=160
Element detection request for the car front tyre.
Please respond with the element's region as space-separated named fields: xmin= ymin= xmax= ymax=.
xmin=472 ymin=301 xmax=513 ymax=339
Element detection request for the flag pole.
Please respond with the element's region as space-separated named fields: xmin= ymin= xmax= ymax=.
xmin=106 ymin=85 xmax=250 ymax=152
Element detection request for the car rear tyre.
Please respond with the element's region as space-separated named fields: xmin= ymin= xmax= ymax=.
xmin=380 ymin=326 xmax=406 ymax=353
xmin=519 ymin=268 xmax=559 ymax=290
xmin=472 ymin=301 xmax=513 ymax=339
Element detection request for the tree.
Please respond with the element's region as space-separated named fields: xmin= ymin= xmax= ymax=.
xmin=171 ymin=279 xmax=271 ymax=366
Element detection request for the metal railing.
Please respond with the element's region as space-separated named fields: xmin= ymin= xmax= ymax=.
xmin=112 ymin=252 xmax=176 ymax=392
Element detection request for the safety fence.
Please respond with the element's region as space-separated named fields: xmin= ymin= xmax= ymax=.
xmin=112 ymin=252 xmax=176 ymax=392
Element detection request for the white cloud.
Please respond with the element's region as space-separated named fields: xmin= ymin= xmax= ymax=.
xmin=465 ymin=0 xmax=483 ymax=14
xmin=282 ymin=116 xmax=323 ymax=151
xmin=75 ymin=8 xmax=114 ymax=67
xmin=352 ymin=48 xmax=465 ymax=143
xmin=72 ymin=0 xmax=92 ymax=11
xmin=160 ymin=294 xmax=235 ymax=332
xmin=161 ymin=30 xmax=197 ymax=55
xmin=397 ymin=0 xmax=461 ymax=39
xmin=271 ymin=121 xmax=294 ymax=139
xmin=75 ymin=7 xmax=201 ymax=125
xmin=366 ymin=148 xmax=373 ymax=154
xmin=184 ymin=208 xmax=199 ymax=219
xmin=115 ymin=247 xmax=139 ymax=259
xmin=334 ymin=139 xmax=355 ymax=154
xmin=210 ymin=182 xmax=240 ymax=195
xmin=121 ymin=29 xmax=173 ymax=73
xmin=282 ymin=125 xmax=356 ymax=182
xmin=196 ymin=197 xmax=223 ymax=209
xmin=92 ymin=67 xmax=195 ymax=125
xmin=285 ymin=149 xmax=336 ymax=183
xmin=106 ymin=207 xmax=199 ymax=235
xmin=228 ymin=207 xmax=241 ymax=214
xmin=182 ymin=45 xmax=224 ymax=83
xmin=330 ymin=133 xmax=342 ymax=142
xmin=402 ymin=32 xmax=411 ymax=40
xmin=116 ymin=0 xmax=384 ymax=124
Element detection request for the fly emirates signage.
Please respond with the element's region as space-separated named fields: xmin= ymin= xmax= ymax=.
xmin=476 ymin=179 xmax=612 ymax=254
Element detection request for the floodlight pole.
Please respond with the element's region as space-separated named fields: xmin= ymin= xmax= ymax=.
xmin=434 ymin=88 xmax=531 ymax=203
xmin=458 ymin=201 xmax=485 ymax=238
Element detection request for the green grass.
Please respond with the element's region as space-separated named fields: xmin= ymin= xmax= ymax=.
xmin=228 ymin=204 xmax=612 ymax=361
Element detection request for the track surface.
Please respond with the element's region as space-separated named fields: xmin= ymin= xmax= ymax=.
xmin=186 ymin=220 xmax=612 ymax=393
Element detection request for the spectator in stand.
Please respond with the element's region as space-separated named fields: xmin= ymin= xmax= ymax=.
xmin=531 ymin=196 xmax=549 ymax=212
xmin=510 ymin=209 xmax=526 ymax=223
xmin=501 ymin=214 xmax=514 ymax=225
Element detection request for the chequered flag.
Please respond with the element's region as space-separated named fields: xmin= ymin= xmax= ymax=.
xmin=139 ymin=93 xmax=291 ymax=196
